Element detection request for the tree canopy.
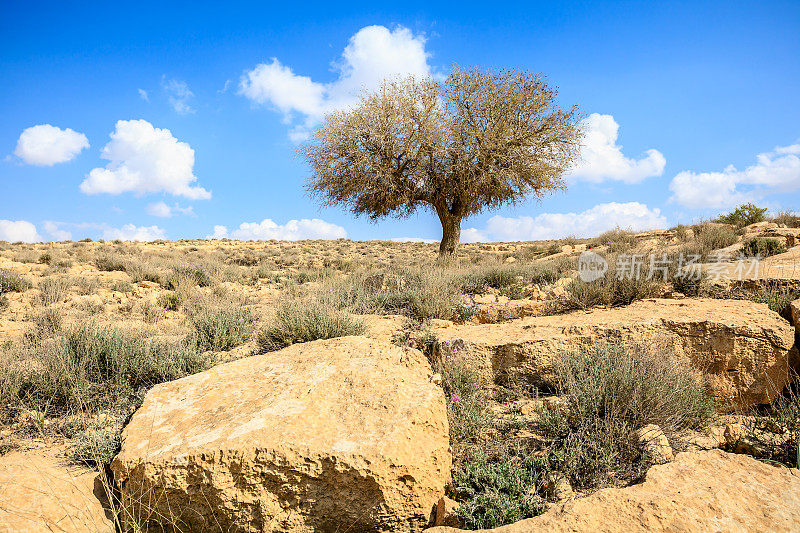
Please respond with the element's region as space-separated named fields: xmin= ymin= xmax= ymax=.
xmin=301 ymin=67 xmax=584 ymax=256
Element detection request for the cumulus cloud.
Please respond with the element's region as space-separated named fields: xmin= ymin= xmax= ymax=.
xmin=0 ymin=220 xmax=41 ymax=243
xmin=208 ymin=219 xmax=347 ymax=240
xmin=669 ymin=142 xmax=800 ymax=209
xmin=81 ymin=119 xmax=210 ymax=200
xmin=146 ymin=201 xmax=194 ymax=218
xmin=206 ymin=225 xmax=229 ymax=240
xmin=14 ymin=124 xmax=89 ymax=166
xmin=43 ymin=221 xmax=72 ymax=241
xmin=462 ymin=202 xmax=666 ymax=242
xmin=568 ymin=114 xmax=665 ymax=184
xmin=102 ymin=224 xmax=166 ymax=241
xmin=162 ymin=78 xmax=194 ymax=114
xmin=240 ymin=25 xmax=432 ymax=140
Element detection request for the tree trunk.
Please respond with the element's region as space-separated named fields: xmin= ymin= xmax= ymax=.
xmin=438 ymin=212 xmax=462 ymax=258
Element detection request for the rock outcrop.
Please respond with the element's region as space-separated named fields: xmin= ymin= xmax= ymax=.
xmin=0 ymin=449 xmax=113 ymax=533
xmin=432 ymin=298 xmax=794 ymax=410
xmin=111 ymin=336 xmax=451 ymax=532
xmin=426 ymin=450 xmax=800 ymax=532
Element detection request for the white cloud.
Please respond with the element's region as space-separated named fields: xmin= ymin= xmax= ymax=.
xmin=138 ymin=89 xmax=149 ymax=102
xmin=43 ymin=221 xmax=71 ymax=241
xmin=240 ymin=25 xmax=432 ymax=140
xmin=0 ymin=220 xmax=41 ymax=243
xmin=209 ymin=218 xmax=347 ymax=240
xmin=81 ymin=119 xmax=210 ymax=200
xmin=568 ymin=114 xmax=665 ymax=184
xmin=462 ymin=202 xmax=666 ymax=242
xmin=146 ymin=201 xmax=194 ymax=218
xmin=669 ymin=142 xmax=800 ymax=209
xmin=102 ymin=224 xmax=166 ymax=241
xmin=206 ymin=225 xmax=229 ymax=239
xmin=162 ymin=78 xmax=194 ymax=114
xmin=461 ymin=228 xmax=490 ymax=243
xmin=14 ymin=124 xmax=89 ymax=166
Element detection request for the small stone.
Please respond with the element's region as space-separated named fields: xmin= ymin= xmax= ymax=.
xmin=633 ymin=424 xmax=673 ymax=464
xmin=434 ymin=496 xmax=463 ymax=527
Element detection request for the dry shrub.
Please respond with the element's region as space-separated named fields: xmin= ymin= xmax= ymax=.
xmin=256 ymin=300 xmax=365 ymax=353
xmin=539 ymin=341 xmax=715 ymax=489
xmin=37 ymin=277 xmax=69 ymax=306
xmin=593 ymin=228 xmax=637 ymax=254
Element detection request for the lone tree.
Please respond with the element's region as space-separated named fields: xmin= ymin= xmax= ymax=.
xmin=301 ymin=67 xmax=584 ymax=257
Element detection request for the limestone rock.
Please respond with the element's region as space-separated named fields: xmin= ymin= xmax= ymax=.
xmin=425 ymin=450 xmax=800 ymax=532
xmin=434 ymin=496 xmax=463 ymax=527
xmin=112 ymin=336 xmax=451 ymax=532
xmin=0 ymin=449 xmax=113 ymax=533
xmin=632 ymin=424 xmax=673 ymax=464
xmin=432 ymin=298 xmax=794 ymax=411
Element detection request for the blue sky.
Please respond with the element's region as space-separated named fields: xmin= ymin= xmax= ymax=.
xmin=2 ymin=0 xmax=799 ymax=242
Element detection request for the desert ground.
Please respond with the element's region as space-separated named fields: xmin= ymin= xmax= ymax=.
xmin=2 ymin=214 xmax=800 ymax=531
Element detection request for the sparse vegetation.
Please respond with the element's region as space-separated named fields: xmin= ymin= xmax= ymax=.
xmin=256 ymin=300 xmax=366 ymax=352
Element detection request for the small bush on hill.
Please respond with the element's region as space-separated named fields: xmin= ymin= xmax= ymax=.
xmin=593 ymin=228 xmax=638 ymax=254
xmin=256 ymin=301 xmax=366 ymax=353
xmin=188 ymin=304 xmax=255 ymax=351
xmin=742 ymin=238 xmax=787 ymax=258
xmin=715 ymin=203 xmax=767 ymax=227
xmin=0 ymin=270 xmax=32 ymax=293
xmin=37 ymin=277 xmax=69 ymax=306
xmin=771 ymin=211 xmax=800 ymax=228
xmin=554 ymin=274 xmax=662 ymax=311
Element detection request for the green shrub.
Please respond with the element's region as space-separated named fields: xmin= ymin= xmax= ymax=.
xmin=0 ymin=270 xmax=32 ymax=293
xmin=189 ymin=305 xmax=255 ymax=351
xmin=748 ymin=283 xmax=799 ymax=315
xmin=256 ymin=301 xmax=366 ymax=353
xmin=715 ymin=203 xmax=767 ymax=227
xmin=454 ymin=450 xmax=551 ymax=529
xmin=539 ymin=341 xmax=714 ymax=489
xmin=742 ymin=238 xmax=787 ymax=258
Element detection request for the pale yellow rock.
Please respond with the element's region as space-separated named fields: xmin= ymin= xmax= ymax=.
xmin=0 ymin=449 xmax=113 ymax=533
xmin=112 ymin=336 xmax=451 ymax=532
xmin=425 ymin=450 xmax=800 ymax=533
xmin=432 ymin=298 xmax=794 ymax=410
xmin=632 ymin=424 xmax=673 ymax=464
xmin=434 ymin=496 xmax=463 ymax=527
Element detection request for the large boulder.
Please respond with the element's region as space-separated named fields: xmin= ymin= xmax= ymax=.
xmin=432 ymin=298 xmax=794 ymax=410
xmin=0 ymin=449 xmax=113 ymax=532
xmin=426 ymin=449 xmax=800 ymax=532
xmin=111 ymin=336 xmax=451 ymax=532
